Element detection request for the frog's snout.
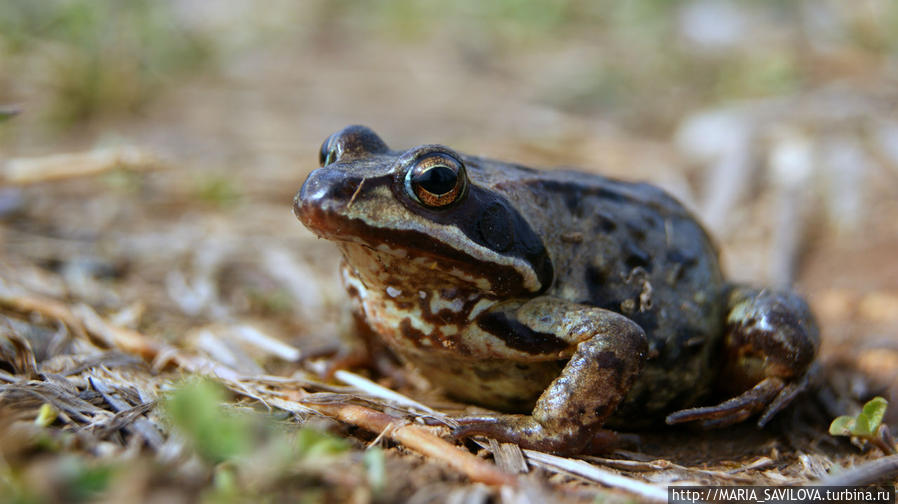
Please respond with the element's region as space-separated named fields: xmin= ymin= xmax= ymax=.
xmin=294 ymin=167 xmax=359 ymax=234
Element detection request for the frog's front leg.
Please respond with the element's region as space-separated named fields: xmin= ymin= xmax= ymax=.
xmin=454 ymin=297 xmax=647 ymax=454
xmin=666 ymin=286 xmax=819 ymax=428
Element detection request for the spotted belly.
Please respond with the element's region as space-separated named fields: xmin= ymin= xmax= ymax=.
xmin=338 ymin=244 xmax=574 ymax=411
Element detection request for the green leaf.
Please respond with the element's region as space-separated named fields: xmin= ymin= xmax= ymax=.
xmin=212 ymin=463 xmax=239 ymax=495
xmin=364 ymin=447 xmax=385 ymax=492
xmin=56 ymin=456 xmax=114 ymax=502
xmin=829 ymin=416 xmax=855 ymax=436
xmin=853 ymin=413 xmax=873 ymax=437
xmin=295 ymin=427 xmax=349 ymax=459
xmin=34 ymin=403 xmax=58 ymax=427
xmin=162 ymin=378 xmax=253 ymax=463
xmin=68 ymin=465 xmax=114 ymax=502
xmin=860 ymin=397 xmax=888 ymax=432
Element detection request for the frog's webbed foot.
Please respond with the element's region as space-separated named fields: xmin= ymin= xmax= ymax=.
xmin=454 ymin=298 xmax=648 ymax=455
xmin=667 ymin=286 xmax=819 ymax=429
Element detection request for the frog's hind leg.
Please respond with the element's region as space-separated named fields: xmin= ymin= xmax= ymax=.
xmin=666 ymin=286 xmax=819 ymax=429
xmin=453 ymin=298 xmax=648 ymax=455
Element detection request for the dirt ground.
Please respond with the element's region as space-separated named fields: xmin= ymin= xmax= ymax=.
xmin=2 ymin=2 xmax=897 ymax=502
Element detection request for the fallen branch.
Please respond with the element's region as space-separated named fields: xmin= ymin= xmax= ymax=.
xmin=313 ymin=401 xmax=513 ymax=487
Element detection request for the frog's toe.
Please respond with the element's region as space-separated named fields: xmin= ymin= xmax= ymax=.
xmin=305 ymin=343 xmax=406 ymax=384
xmin=755 ymin=371 xmax=812 ymax=426
xmin=665 ymin=376 xmax=786 ymax=428
xmin=452 ymin=414 xmax=544 ymax=447
xmin=452 ymin=414 xmax=592 ymax=455
xmin=586 ymin=428 xmax=637 ymax=453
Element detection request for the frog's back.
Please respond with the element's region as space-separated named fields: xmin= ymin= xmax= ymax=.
xmin=482 ymin=163 xmax=726 ymax=419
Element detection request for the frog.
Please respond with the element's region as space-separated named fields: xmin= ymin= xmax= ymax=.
xmin=294 ymin=125 xmax=820 ymax=455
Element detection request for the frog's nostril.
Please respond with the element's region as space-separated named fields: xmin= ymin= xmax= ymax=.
xmin=294 ymin=167 xmax=360 ymax=230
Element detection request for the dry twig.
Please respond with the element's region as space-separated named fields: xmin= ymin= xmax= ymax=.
xmin=524 ymin=449 xmax=668 ymax=502
xmin=1 ymin=147 xmax=160 ymax=185
xmin=814 ymin=455 xmax=898 ymax=486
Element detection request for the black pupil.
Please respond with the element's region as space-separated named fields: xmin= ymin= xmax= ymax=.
xmin=416 ymin=165 xmax=457 ymax=195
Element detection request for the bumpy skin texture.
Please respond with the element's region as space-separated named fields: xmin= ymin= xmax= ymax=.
xmin=295 ymin=125 xmax=820 ymax=454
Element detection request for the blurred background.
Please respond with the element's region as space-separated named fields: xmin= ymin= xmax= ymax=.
xmin=1 ymin=0 xmax=898 ymax=498
xmin=3 ymin=0 xmax=897 ymax=336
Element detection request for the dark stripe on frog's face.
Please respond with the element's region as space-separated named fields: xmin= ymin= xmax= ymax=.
xmin=295 ymin=126 xmax=554 ymax=297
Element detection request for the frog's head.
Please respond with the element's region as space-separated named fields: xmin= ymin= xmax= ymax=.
xmin=295 ymin=125 xmax=553 ymax=297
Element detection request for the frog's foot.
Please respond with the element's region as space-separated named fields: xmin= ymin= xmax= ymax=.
xmin=299 ymin=343 xmax=357 ymax=371
xmin=301 ymin=342 xmax=405 ymax=384
xmin=452 ymin=415 xmax=627 ymax=454
xmin=666 ymin=373 xmax=810 ymax=428
xmin=453 ymin=414 xmax=592 ymax=454
xmin=668 ymin=286 xmax=819 ymax=429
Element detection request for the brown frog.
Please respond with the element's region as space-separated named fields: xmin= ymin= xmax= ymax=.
xmin=294 ymin=125 xmax=819 ymax=454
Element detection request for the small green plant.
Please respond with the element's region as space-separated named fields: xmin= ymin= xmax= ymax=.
xmin=163 ymin=378 xmax=254 ymax=463
xmin=363 ymin=447 xmax=385 ymax=493
xmin=294 ymin=426 xmax=350 ymax=459
xmin=60 ymin=459 xmax=115 ymax=503
xmin=829 ymin=397 xmax=895 ymax=454
xmin=164 ymin=379 xmax=353 ymax=472
xmin=34 ymin=402 xmax=59 ymax=427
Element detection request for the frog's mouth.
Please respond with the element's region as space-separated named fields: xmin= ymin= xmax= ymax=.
xmin=295 ymin=167 xmax=553 ymax=297
xmin=296 ymin=197 xmax=532 ymax=296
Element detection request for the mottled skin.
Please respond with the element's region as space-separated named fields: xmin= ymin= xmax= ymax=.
xmin=295 ymin=126 xmax=820 ymax=454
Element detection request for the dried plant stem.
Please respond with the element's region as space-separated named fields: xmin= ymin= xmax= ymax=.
xmin=814 ymin=454 xmax=898 ymax=486
xmin=0 ymin=293 xmax=88 ymax=340
xmin=1 ymin=147 xmax=159 ymax=185
xmin=524 ymin=450 xmax=667 ymax=502
xmin=314 ymin=401 xmax=514 ymax=487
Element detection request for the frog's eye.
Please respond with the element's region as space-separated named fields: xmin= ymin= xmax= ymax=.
xmin=406 ymin=154 xmax=467 ymax=208
xmin=319 ymin=138 xmax=338 ymax=167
